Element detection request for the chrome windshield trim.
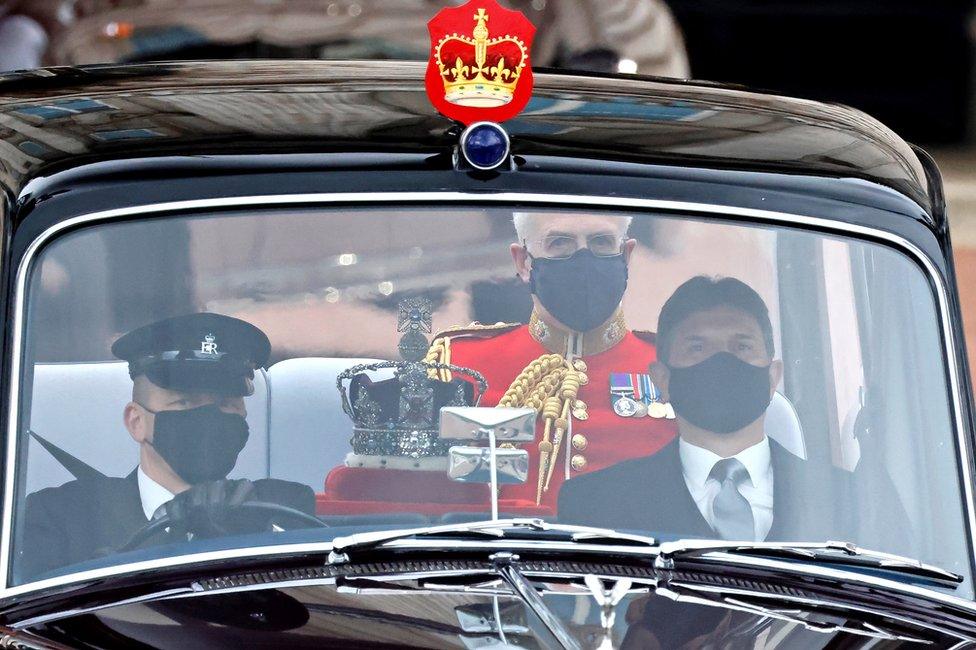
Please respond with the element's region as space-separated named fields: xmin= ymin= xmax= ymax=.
xmin=1 ymin=191 xmax=972 ymax=604
xmin=9 ymin=536 xmax=976 ymax=632
xmin=0 ymin=537 xmax=660 ymax=605
xmin=0 ymin=540 xmax=339 ymax=602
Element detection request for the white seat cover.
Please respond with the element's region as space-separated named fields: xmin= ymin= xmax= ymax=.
xmin=266 ymin=357 xmax=394 ymax=491
xmin=766 ymin=391 xmax=807 ymax=460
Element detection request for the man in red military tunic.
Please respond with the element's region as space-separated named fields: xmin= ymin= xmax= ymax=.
xmin=427 ymin=211 xmax=677 ymax=509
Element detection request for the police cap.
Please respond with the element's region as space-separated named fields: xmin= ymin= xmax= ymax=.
xmin=111 ymin=313 xmax=271 ymax=396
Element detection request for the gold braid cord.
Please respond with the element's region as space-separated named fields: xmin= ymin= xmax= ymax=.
xmin=424 ymin=336 xmax=453 ymax=382
xmin=498 ymin=354 xmax=581 ymax=504
xmin=424 ymin=336 xmax=582 ymax=505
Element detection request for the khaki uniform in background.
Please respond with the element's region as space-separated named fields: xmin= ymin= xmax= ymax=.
xmin=43 ymin=0 xmax=689 ymax=78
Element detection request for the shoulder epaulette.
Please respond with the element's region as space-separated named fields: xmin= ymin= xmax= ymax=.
xmin=424 ymin=322 xmax=522 ymax=382
xmin=431 ymin=321 xmax=522 ymax=341
xmin=633 ymin=330 xmax=657 ymax=344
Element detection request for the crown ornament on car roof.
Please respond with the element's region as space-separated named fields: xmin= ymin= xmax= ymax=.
xmin=435 ymin=7 xmax=528 ymax=108
xmin=337 ymin=297 xmax=488 ymax=460
xmin=425 ymin=0 xmax=536 ymax=125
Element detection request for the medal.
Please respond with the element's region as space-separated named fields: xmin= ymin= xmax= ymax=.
xmin=664 ymin=403 xmax=676 ymax=419
xmin=610 ymin=373 xmax=639 ymax=418
xmin=639 ymin=374 xmax=668 ymax=419
xmin=613 ymin=396 xmax=640 ymax=417
xmin=611 ymin=372 xmax=665 ymax=418
xmin=610 ymin=372 xmax=671 ymax=419
xmin=647 ymin=401 xmax=669 ymax=419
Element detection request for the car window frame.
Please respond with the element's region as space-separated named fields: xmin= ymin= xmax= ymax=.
xmin=0 ymin=191 xmax=972 ymax=601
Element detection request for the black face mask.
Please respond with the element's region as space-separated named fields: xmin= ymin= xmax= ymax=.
xmin=148 ymin=404 xmax=249 ymax=484
xmin=528 ymin=249 xmax=628 ymax=333
xmin=666 ymin=352 xmax=772 ymax=434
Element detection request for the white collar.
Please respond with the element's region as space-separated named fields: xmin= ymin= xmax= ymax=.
xmin=137 ymin=465 xmax=175 ymax=521
xmin=679 ymin=436 xmax=771 ymax=489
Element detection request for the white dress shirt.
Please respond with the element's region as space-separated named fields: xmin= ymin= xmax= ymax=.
xmin=679 ymin=437 xmax=774 ymax=541
xmin=137 ymin=466 xmax=175 ymax=521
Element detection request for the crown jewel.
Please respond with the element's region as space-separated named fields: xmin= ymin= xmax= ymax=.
xmin=338 ymin=298 xmax=487 ymax=459
xmin=436 ymin=7 xmax=528 ymax=108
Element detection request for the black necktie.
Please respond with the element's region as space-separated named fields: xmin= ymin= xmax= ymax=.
xmin=709 ymin=457 xmax=755 ymax=541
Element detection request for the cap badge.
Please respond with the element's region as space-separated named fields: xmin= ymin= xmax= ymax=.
xmin=200 ymin=333 xmax=218 ymax=355
xmin=425 ymin=0 xmax=536 ymax=125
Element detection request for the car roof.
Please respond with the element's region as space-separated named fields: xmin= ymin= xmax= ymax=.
xmin=0 ymin=59 xmax=933 ymax=214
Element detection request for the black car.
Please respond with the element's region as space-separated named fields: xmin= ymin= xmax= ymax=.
xmin=0 ymin=60 xmax=974 ymax=647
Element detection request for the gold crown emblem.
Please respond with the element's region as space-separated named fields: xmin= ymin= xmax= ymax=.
xmin=436 ymin=8 xmax=528 ymax=108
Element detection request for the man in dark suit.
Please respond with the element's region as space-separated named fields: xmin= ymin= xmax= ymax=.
xmin=18 ymin=313 xmax=316 ymax=583
xmin=559 ymin=276 xmax=907 ymax=548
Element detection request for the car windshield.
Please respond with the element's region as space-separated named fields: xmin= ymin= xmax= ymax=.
xmin=7 ymin=204 xmax=972 ymax=594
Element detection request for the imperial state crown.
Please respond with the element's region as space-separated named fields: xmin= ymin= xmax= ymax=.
xmin=337 ymin=298 xmax=487 ymax=467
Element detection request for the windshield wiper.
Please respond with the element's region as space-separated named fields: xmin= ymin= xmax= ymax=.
xmin=655 ymin=539 xmax=963 ymax=588
xmin=328 ymin=517 xmax=657 ymax=563
xmin=491 ymin=551 xmax=581 ymax=650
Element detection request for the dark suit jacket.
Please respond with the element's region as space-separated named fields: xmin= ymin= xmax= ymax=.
xmin=17 ymin=470 xmax=316 ymax=583
xmin=558 ymin=438 xmax=910 ymax=548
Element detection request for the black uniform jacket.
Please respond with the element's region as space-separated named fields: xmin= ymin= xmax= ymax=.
xmin=557 ymin=438 xmax=911 ymax=552
xmin=17 ymin=470 xmax=315 ymax=583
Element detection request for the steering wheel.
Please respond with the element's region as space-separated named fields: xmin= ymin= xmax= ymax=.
xmin=118 ymin=500 xmax=329 ymax=554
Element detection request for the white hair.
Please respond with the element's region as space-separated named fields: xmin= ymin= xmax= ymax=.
xmin=512 ymin=212 xmax=633 ymax=244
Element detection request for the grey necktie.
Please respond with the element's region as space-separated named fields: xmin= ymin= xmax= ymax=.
xmin=709 ymin=458 xmax=755 ymax=541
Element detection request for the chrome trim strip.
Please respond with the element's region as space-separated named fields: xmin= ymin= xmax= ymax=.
xmin=13 ymin=539 xmax=976 ymax=632
xmin=0 ymin=540 xmax=338 ymax=601
xmin=1 ymin=191 xmax=972 ymax=604
xmin=0 ymin=538 xmax=658 ymax=603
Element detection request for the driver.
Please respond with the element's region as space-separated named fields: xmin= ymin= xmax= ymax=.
xmin=19 ymin=313 xmax=315 ymax=581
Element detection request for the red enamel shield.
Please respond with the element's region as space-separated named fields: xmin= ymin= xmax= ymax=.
xmin=425 ymin=0 xmax=536 ymax=125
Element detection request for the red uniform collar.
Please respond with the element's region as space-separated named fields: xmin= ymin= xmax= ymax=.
xmin=528 ymin=309 xmax=628 ymax=356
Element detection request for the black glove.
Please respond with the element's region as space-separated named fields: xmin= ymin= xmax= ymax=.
xmin=161 ymin=479 xmax=256 ymax=537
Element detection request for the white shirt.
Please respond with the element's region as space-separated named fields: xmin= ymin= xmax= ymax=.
xmin=679 ymin=437 xmax=774 ymax=541
xmin=137 ymin=466 xmax=175 ymax=521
